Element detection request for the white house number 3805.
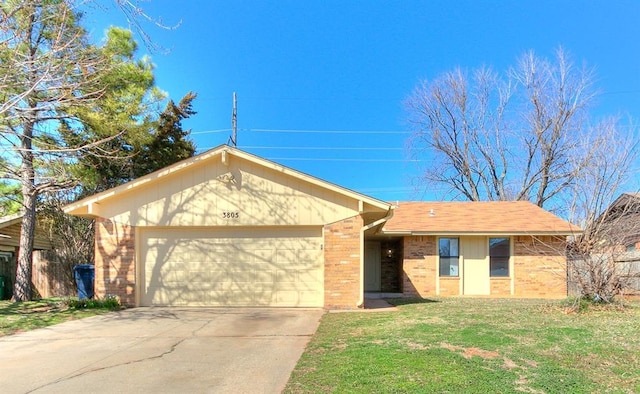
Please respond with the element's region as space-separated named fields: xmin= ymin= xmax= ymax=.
xmin=222 ymin=211 xmax=240 ymax=219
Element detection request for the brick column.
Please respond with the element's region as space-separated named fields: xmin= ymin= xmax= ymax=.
xmin=323 ymin=215 xmax=363 ymax=309
xmin=95 ymin=218 xmax=136 ymax=306
xmin=403 ymin=236 xmax=437 ymax=297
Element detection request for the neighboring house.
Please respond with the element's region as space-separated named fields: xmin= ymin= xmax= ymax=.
xmin=0 ymin=213 xmax=71 ymax=298
xmin=64 ymin=145 xmax=580 ymax=309
xmin=568 ymin=192 xmax=640 ymax=296
xmin=601 ymin=192 xmax=640 ymax=252
xmin=611 ymin=193 xmax=640 ymax=294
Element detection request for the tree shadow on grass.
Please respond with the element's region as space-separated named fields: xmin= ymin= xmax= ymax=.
xmin=0 ymin=299 xmax=65 ymax=315
xmin=385 ymin=297 xmax=440 ymax=306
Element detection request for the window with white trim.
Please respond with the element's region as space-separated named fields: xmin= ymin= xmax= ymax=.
xmin=489 ymin=238 xmax=510 ymax=277
xmin=439 ymin=238 xmax=459 ymax=277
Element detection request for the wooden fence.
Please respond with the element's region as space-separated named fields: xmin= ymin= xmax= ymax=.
xmin=0 ymin=250 xmax=76 ymax=299
xmin=567 ymin=252 xmax=640 ymax=298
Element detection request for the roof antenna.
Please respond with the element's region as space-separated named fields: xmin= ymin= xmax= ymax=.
xmin=228 ymin=92 xmax=237 ymax=147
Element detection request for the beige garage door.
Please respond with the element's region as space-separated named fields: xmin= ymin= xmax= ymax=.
xmin=140 ymin=227 xmax=324 ymax=307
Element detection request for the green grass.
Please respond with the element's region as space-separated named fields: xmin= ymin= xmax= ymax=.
xmin=285 ymin=298 xmax=640 ymax=393
xmin=0 ymin=298 xmax=115 ymax=336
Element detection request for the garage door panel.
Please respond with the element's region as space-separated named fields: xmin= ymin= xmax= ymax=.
xmin=276 ymin=249 xmax=298 ymax=263
xmin=254 ymin=270 xmax=275 ymax=283
xmin=254 ymin=249 xmax=275 ymax=262
xmin=253 ymin=292 xmax=273 ymax=305
xmin=212 ymin=270 xmax=230 ymax=282
xmin=149 ymin=288 xmax=172 ymax=305
xmin=155 ymin=270 xmax=185 ymax=283
xmin=227 ymin=269 xmax=254 ymax=282
xmin=187 ymin=272 xmax=212 ymax=283
xmin=252 ymin=282 xmax=284 ymax=292
xmin=141 ymin=227 xmax=323 ymax=307
xmin=227 ymin=290 xmax=254 ymax=304
xmin=230 ymin=251 xmax=254 ymax=263
xmin=298 ymin=269 xmax=323 ymax=285
xmin=298 ymin=290 xmax=322 ymax=304
xmin=298 ymin=249 xmax=323 ymax=260
xmin=275 ymin=269 xmax=297 ymax=284
xmin=273 ymin=290 xmax=313 ymax=306
xmin=227 ymin=281 xmax=256 ymax=293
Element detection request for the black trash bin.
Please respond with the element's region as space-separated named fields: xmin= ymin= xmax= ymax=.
xmin=73 ymin=264 xmax=95 ymax=300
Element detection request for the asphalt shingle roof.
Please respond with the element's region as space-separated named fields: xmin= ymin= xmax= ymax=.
xmin=382 ymin=201 xmax=581 ymax=235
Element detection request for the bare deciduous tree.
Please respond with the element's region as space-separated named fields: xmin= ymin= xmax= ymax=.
xmin=567 ymin=141 xmax=640 ymax=301
xmin=39 ymin=193 xmax=95 ymax=293
xmin=406 ymin=47 xmax=640 ymax=301
xmin=405 ymin=47 xmax=628 ymax=211
xmin=1 ymin=1 xmax=104 ymax=300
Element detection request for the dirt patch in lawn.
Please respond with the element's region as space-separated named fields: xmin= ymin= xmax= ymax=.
xmin=440 ymin=342 xmax=500 ymax=360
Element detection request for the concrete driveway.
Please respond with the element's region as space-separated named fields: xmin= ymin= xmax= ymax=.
xmin=0 ymin=307 xmax=324 ymax=393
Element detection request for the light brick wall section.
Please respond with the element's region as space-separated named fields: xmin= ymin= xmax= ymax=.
xmin=513 ymin=235 xmax=567 ymax=298
xmin=95 ymin=218 xmax=136 ymax=306
xmin=323 ymin=215 xmax=363 ymax=309
xmin=439 ymin=278 xmax=460 ymax=296
xmin=402 ymin=236 xmax=437 ymax=297
xmin=490 ymin=279 xmax=511 ymax=296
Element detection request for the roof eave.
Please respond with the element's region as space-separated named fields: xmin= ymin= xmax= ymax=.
xmin=0 ymin=213 xmax=24 ymax=229
xmin=381 ymin=230 xmax=582 ymax=236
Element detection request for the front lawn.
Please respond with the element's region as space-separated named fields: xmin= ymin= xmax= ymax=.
xmin=285 ymin=298 xmax=640 ymax=393
xmin=0 ymin=298 xmax=113 ymax=336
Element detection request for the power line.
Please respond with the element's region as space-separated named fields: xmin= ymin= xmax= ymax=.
xmin=356 ymin=186 xmax=417 ymax=192
xmin=250 ymin=129 xmax=410 ymax=134
xmin=263 ymin=157 xmax=422 ymax=162
xmin=193 ymin=146 xmax=421 ymax=162
xmin=190 ymin=129 xmax=231 ymax=135
xmin=239 ymin=146 xmax=403 ymax=151
xmin=187 ymin=128 xmax=410 ymax=136
xmin=187 ymin=124 xmax=639 ymax=136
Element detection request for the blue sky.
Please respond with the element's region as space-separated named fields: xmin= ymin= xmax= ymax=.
xmin=83 ymin=1 xmax=640 ymax=202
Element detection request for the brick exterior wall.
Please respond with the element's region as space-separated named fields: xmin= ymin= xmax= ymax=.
xmin=402 ymin=236 xmax=437 ymax=297
xmin=490 ymin=278 xmax=511 ymax=296
xmin=399 ymin=235 xmax=567 ymax=299
xmin=95 ymin=218 xmax=136 ymax=306
xmin=324 ymin=215 xmax=363 ymax=309
xmin=439 ymin=278 xmax=460 ymax=296
xmin=513 ymin=235 xmax=567 ymax=298
xmin=90 ymin=220 xmax=567 ymax=308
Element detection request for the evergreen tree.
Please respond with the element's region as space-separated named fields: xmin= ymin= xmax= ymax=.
xmin=132 ymin=92 xmax=197 ymax=179
xmin=0 ymin=1 xmax=166 ymax=300
xmin=0 ymin=181 xmax=21 ymax=217
xmin=62 ymin=26 xmax=164 ymax=195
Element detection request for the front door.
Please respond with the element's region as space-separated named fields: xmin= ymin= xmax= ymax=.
xmin=461 ymin=236 xmax=490 ymax=295
xmin=364 ymin=241 xmax=381 ymax=291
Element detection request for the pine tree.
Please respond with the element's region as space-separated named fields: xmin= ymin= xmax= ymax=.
xmin=0 ymin=1 xmax=166 ymax=300
xmin=133 ymin=92 xmax=197 ymax=178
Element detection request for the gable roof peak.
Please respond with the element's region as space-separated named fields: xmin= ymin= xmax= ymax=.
xmin=64 ymin=144 xmax=391 ymax=216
